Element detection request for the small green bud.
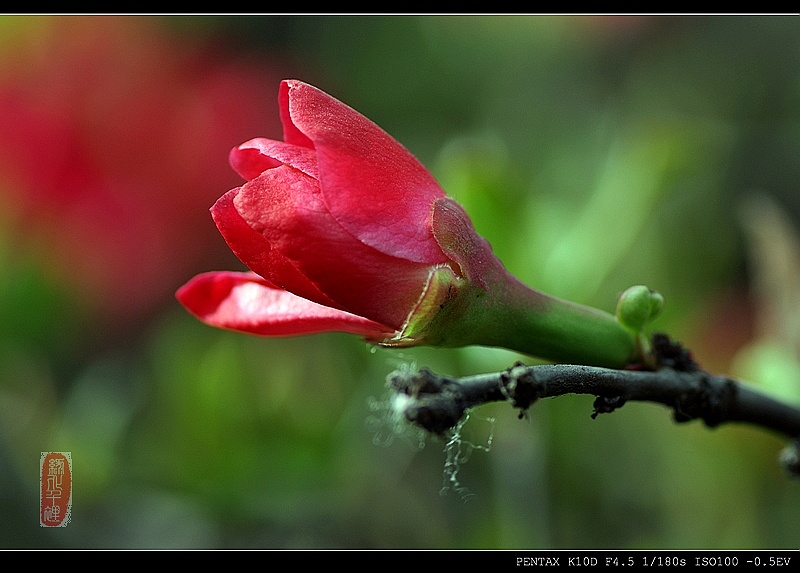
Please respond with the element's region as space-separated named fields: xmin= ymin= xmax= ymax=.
xmin=648 ymin=290 xmax=664 ymax=321
xmin=616 ymin=285 xmax=663 ymax=332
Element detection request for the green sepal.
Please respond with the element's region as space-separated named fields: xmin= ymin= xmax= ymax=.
xmin=384 ymin=264 xmax=465 ymax=347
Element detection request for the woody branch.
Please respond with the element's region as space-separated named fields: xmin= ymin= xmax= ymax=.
xmin=387 ymin=346 xmax=800 ymax=478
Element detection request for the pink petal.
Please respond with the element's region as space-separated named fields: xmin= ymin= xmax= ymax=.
xmin=211 ymin=187 xmax=342 ymax=310
xmin=233 ymin=165 xmax=434 ymax=329
xmin=279 ymin=80 xmax=449 ymax=264
xmin=229 ymin=137 xmax=319 ymax=181
xmin=279 ymin=81 xmax=314 ymax=149
xmin=176 ymin=271 xmax=395 ymax=339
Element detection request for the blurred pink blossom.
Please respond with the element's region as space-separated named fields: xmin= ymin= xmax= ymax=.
xmin=0 ymin=16 xmax=285 ymax=322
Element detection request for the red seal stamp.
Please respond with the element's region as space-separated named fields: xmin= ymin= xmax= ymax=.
xmin=40 ymin=452 xmax=72 ymax=527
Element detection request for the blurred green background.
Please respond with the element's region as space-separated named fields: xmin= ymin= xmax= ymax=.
xmin=1 ymin=15 xmax=799 ymax=549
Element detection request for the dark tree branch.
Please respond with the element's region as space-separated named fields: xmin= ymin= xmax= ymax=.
xmin=387 ymin=362 xmax=800 ymax=478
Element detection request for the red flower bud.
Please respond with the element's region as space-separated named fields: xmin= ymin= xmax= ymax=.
xmin=178 ymin=80 xmax=644 ymax=369
xmin=177 ymin=80 xmax=495 ymax=343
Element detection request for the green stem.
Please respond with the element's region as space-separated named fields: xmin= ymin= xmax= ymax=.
xmin=435 ymin=271 xmax=641 ymax=369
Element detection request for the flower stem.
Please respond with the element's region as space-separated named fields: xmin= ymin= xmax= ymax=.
xmin=440 ymin=272 xmax=641 ymax=369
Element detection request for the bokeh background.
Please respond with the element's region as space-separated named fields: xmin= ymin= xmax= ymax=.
xmin=1 ymin=15 xmax=799 ymax=549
